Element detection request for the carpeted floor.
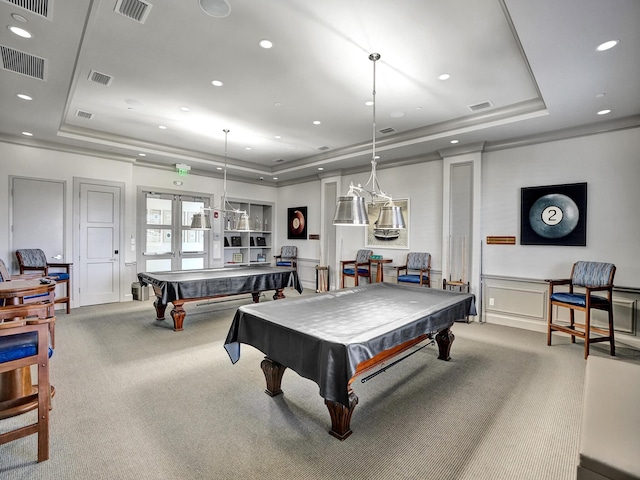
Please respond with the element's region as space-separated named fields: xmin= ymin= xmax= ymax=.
xmin=2 ymin=291 xmax=639 ymax=479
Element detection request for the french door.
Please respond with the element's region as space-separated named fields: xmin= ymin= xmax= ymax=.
xmin=141 ymin=192 xmax=210 ymax=272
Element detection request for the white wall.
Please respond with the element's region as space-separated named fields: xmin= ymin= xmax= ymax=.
xmin=482 ymin=127 xmax=640 ymax=288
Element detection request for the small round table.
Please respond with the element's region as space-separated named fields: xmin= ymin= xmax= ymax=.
xmin=370 ymin=258 xmax=393 ymax=282
xmin=0 ymin=279 xmax=56 ymax=419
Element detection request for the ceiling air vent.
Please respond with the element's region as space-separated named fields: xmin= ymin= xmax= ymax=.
xmin=0 ymin=45 xmax=46 ymax=80
xmin=274 ymin=159 xmax=285 ymax=163
xmin=378 ymin=127 xmax=396 ymax=135
xmin=75 ymin=110 xmax=94 ymax=120
xmin=88 ymin=70 xmax=113 ymax=86
xmin=317 ymin=146 xmax=330 ymax=151
xmin=114 ymin=0 xmax=152 ymax=24
xmin=1 ymin=0 xmax=51 ymax=19
xmin=468 ymin=100 xmax=494 ymax=112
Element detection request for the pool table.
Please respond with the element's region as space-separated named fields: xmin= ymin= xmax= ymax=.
xmin=224 ymin=282 xmax=476 ymax=439
xmin=138 ymin=266 xmax=302 ymax=331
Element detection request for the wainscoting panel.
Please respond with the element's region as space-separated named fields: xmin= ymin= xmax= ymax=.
xmin=482 ymin=275 xmax=640 ymax=349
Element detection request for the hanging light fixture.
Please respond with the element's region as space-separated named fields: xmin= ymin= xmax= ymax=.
xmin=191 ymin=129 xmax=250 ymax=230
xmin=333 ymin=53 xmax=406 ymax=229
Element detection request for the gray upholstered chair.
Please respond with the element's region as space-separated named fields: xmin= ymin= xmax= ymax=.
xmin=274 ymin=246 xmax=297 ymax=269
xmin=546 ymin=261 xmax=615 ymax=359
xmin=340 ymin=249 xmax=372 ymax=288
xmin=395 ymin=252 xmax=431 ymax=287
xmin=15 ymin=249 xmax=72 ymax=314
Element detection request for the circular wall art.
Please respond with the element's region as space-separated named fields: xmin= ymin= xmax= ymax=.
xmin=528 ymin=193 xmax=579 ymax=239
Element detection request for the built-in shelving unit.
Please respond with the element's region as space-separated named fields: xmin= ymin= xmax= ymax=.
xmin=222 ymin=200 xmax=273 ymax=267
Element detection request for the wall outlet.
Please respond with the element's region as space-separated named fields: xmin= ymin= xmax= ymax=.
xmin=489 ymin=297 xmax=495 ymax=306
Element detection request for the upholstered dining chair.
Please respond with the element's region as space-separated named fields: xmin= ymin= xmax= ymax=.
xmin=0 ymin=303 xmax=56 ymax=462
xmin=274 ymin=246 xmax=298 ymax=269
xmin=395 ymin=252 xmax=431 ymax=287
xmin=340 ymin=249 xmax=373 ymax=288
xmin=15 ymin=249 xmax=72 ymax=314
xmin=546 ymin=261 xmax=616 ymax=359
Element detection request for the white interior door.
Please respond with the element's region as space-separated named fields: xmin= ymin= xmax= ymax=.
xmin=79 ymin=182 xmax=121 ymax=305
xmin=10 ymin=178 xmax=66 ymax=305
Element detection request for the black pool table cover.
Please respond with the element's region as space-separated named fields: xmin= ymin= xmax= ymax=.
xmin=138 ymin=266 xmax=302 ymax=304
xmin=224 ymin=282 xmax=476 ymax=407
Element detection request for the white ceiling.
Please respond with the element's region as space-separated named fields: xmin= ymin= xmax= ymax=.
xmin=1 ymin=0 xmax=638 ymax=185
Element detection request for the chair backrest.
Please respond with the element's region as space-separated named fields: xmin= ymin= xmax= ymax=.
xmin=572 ymin=261 xmax=615 ymax=287
xmin=280 ymin=246 xmax=297 ymax=259
xmin=356 ymin=249 xmax=373 ymax=264
xmin=407 ymin=252 xmax=430 ymax=270
xmin=0 ymin=259 xmax=10 ymax=281
xmin=16 ymin=249 xmax=48 ymax=268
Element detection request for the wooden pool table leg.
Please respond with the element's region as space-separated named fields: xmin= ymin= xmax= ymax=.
xmin=273 ymin=288 xmax=285 ymax=300
xmin=153 ymin=298 xmax=166 ymax=320
xmin=251 ymin=292 xmax=261 ymax=303
xmin=325 ymin=390 xmax=359 ymax=440
xmin=261 ymin=357 xmax=286 ymax=397
xmin=435 ymin=327 xmax=455 ymax=361
xmin=170 ymin=301 xmax=186 ymax=332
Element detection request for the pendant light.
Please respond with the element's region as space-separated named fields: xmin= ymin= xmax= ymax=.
xmin=191 ymin=129 xmax=250 ymax=230
xmin=333 ymin=53 xmax=405 ymax=229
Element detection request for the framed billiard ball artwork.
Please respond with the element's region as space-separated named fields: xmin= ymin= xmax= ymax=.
xmin=520 ymin=182 xmax=587 ymax=246
xmin=287 ymin=206 xmax=307 ymax=239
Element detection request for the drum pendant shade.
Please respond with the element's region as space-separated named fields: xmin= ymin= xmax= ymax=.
xmin=333 ymin=196 xmax=368 ymax=226
xmin=376 ymin=205 xmax=406 ymax=229
xmin=191 ymin=212 xmax=211 ymax=230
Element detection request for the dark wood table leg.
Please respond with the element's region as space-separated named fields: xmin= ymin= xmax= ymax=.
xmin=170 ymin=302 xmax=186 ymax=331
xmin=435 ymin=327 xmax=455 ymax=361
xmin=153 ymin=298 xmax=167 ymax=321
xmin=252 ymin=292 xmax=261 ymax=303
xmin=273 ymin=288 xmax=285 ymax=300
xmin=261 ymin=357 xmax=286 ymax=396
xmin=325 ymin=389 xmax=359 ymax=440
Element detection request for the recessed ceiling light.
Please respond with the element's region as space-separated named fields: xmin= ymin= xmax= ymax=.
xmin=317 ymin=167 xmax=324 ymax=171
xmin=272 ymin=177 xmax=278 ymax=180
xmin=274 ymin=135 xmax=282 ymax=139
xmin=173 ymin=181 xmax=183 ymax=186
xmin=259 ymin=39 xmax=273 ymax=49
xmin=438 ymin=73 xmax=451 ymax=80
xmin=450 ymin=139 xmax=459 ymax=144
xmin=597 ymin=109 xmax=611 ymax=115
xmin=158 ymin=125 xmax=167 ymax=129
xmin=274 ymin=102 xmax=282 ymax=107
xmin=11 ymin=13 xmax=27 ymax=22
xmin=17 ymin=93 xmax=32 ymax=100
xmin=22 ymin=131 xmax=33 ymax=136
xmin=8 ymin=25 xmax=32 ymax=38
xmin=138 ymin=153 xmax=146 ymax=157
xmin=199 ymin=0 xmax=231 ymax=18
xmin=595 ymin=93 xmax=606 ymax=98
xmin=313 ymin=120 xmax=321 ymax=125
xmin=211 ymin=80 xmax=224 ymax=87
xmin=596 ymin=40 xmax=619 ymax=52
xmin=245 ymin=147 xmax=252 ymax=150
xmin=216 ymin=167 xmax=223 ymax=170
xmin=180 ymin=106 xmax=190 ymax=112
xmin=365 ymin=101 xmax=373 ymax=106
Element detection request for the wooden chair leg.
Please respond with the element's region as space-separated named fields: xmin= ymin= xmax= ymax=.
xmin=570 ymin=310 xmax=576 ymax=343
xmin=584 ymin=311 xmax=590 ymax=359
xmin=608 ymin=308 xmax=615 ymax=357
xmin=547 ymin=301 xmax=553 ymax=346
